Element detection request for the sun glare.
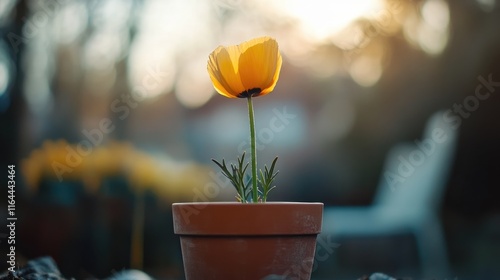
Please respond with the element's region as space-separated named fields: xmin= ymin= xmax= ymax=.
xmin=282 ymin=0 xmax=383 ymax=41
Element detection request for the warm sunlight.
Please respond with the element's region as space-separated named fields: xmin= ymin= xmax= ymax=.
xmin=281 ymin=0 xmax=383 ymax=41
xmin=124 ymin=0 xmax=389 ymax=105
xmin=404 ymin=0 xmax=450 ymax=55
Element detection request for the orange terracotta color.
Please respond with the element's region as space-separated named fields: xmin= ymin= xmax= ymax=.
xmin=172 ymin=202 xmax=323 ymax=280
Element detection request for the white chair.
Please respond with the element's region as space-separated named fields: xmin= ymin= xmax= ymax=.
xmin=321 ymin=111 xmax=457 ymax=278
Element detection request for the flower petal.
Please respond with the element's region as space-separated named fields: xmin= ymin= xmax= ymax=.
xmin=259 ymin=51 xmax=282 ymax=96
xmin=209 ymin=45 xmax=246 ymax=98
xmin=207 ymin=47 xmax=235 ymax=98
xmin=238 ymin=37 xmax=282 ymax=97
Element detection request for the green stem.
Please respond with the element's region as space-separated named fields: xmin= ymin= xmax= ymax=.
xmin=247 ymin=96 xmax=258 ymax=202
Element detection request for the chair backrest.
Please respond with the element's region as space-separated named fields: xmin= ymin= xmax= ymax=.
xmin=373 ymin=111 xmax=458 ymax=218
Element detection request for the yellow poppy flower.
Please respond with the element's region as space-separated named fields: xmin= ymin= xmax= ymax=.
xmin=207 ymin=36 xmax=282 ymax=98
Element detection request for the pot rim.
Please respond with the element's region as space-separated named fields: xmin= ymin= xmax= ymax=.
xmin=172 ymin=201 xmax=323 ymax=236
xmin=172 ymin=201 xmax=323 ymax=206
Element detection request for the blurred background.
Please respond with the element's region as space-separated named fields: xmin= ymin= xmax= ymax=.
xmin=0 ymin=0 xmax=499 ymax=279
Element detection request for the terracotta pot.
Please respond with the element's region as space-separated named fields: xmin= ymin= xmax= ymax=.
xmin=172 ymin=202 xmax=323 ymax=280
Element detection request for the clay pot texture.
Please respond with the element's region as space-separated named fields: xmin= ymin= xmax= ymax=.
xmin=172 ymin=202 xmax=323 ymax=280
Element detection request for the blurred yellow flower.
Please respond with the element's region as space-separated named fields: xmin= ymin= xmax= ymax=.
xmin=21 ymin=140 xmax=210 ymax=201
xmin=207 ymin=36 xmax=282 ymax=98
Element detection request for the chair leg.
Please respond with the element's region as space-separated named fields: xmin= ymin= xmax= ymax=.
xmin=414 ymin=218 xmax=451 ymax=278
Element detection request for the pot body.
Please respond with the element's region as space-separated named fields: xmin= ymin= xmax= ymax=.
xmin=172 ymin=202 xmax=323 ymax=280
